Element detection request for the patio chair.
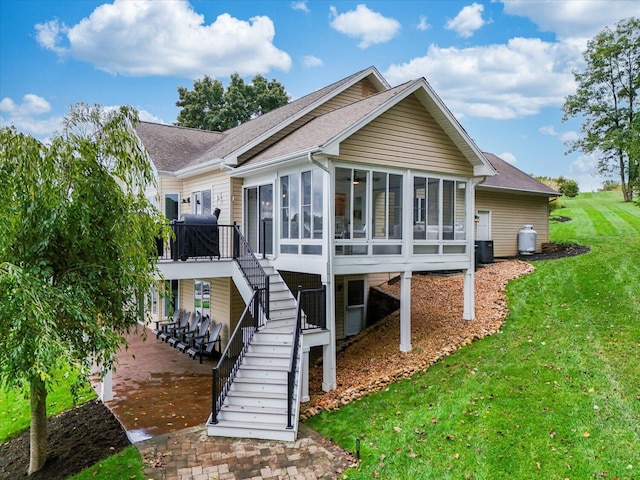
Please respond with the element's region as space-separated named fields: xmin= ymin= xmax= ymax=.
xmin=187 ymin=322 xmax=223 ymax=364
xmin=176 ymin=315 xmax=211 ymax=353
xmin=152 ymin=308 xmax=183 ymax=338
xmin=159 ymin=310 xmax=191 ymax=342
xmin=168 ymin=311 xmax=201 ymax=347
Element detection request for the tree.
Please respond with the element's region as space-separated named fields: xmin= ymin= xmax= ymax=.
xmin=0 ymin=104 xmax=166 ymax=474
xmin=562 ymin=17 xmax=640 ymax=202
xmin=558 ymin=177 xmax=580 ymax=198
xmin=176 ymin=73 xmax=289 ymax=131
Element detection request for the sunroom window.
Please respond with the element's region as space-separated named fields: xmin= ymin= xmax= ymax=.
xmin=280 ymin=169 xmax=323 ymax=254
xmin=413 ymin=176 xmax=467 ymax=253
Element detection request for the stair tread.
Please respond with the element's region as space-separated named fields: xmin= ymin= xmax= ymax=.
xmin=221 ymin=404 xmax=288 ymax=415
xmin=245 ymin=351 xmax=290 ymax=358
xmin=233 ymin=377 xmax=286 ymax=385
xmin=209 ymin=419 xmax=291 ymax=431
xmin=241 ymin=363 xmax=289 ymax=371
xmin=228 ymin=390 xmax=287 ymax=399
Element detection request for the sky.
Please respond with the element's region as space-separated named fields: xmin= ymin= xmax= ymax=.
xmin=1 ymin=0 xmax=639 ymax=191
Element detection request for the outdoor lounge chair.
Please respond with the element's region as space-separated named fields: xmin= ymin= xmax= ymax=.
xmin=159 ymin=310 xmax=191 ymax=342
xmin=187 ymin=321 xmax=223 ymax=364
xmin=152 ymin=308 xmax=183 ymax=337
xmin=176 ymin=315 xmax=211 ymax=353
xmin=168 ymin=311 xmax=201 ymax=347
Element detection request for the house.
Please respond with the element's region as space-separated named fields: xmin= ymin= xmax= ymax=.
xmin=137 ymin=66 xmax=500 ymax=441
xmin=476 ymin=152 xmax=559 ymax=258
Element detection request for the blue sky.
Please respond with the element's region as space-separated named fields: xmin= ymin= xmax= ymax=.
xmin=1 ymin=0 xmax=639 ymax=191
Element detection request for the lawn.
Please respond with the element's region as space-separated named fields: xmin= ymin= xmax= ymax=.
xmin=307 ymin=191 xmax=640 ymax=480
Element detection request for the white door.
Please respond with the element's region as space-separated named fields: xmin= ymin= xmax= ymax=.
xmin=345 ymin=278 xmax=365 ymax=336
xmin=476 ymin=210 xmax=491 ymax=240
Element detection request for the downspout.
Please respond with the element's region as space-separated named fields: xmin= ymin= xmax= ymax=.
xmin=308 ymin=151 xmax=329 ymax=172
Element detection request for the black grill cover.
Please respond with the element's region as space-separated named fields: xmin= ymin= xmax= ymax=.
xmin=171 ymin=214 xmax=220 ymax=261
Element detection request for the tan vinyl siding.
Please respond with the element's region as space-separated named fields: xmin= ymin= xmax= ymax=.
xmin=209 ymin=277 xmax=232 ymax=349
xmin=182 ymin=170 xmax=230 ymax=223
xmin=475 ymin=189 xmax=550 ymax=257
xmin=312 ymin=79 xmax=378 ymax=116
xmin=367 ymin=272 xmax=399 ymax=287
xmin=231 ymin=177 xmax=243 ymax=225
xmin=339 ymin=95 xmax=473 ymax=176
xmin=157 ymin=175 xmax=183 ymax=216
xmin=180 ymin=280 xmax=194 ymax=313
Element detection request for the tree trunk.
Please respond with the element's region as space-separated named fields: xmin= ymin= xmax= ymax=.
xmin=28 ymin=378 xmax=47 ymax=475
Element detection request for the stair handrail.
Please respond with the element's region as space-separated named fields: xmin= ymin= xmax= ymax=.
xmin=233 ymin=223 xmax=270 ymax=320
xmin=287 ymin=287 xmax=305 ymax=430
xmin=211 ymin=288 xmax=261 ymax=425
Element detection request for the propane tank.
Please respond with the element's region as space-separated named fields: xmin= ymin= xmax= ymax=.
xmin=518 ymin=225 xmax=537 ymax=255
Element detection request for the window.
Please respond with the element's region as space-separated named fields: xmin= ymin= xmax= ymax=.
xmin=194 ymin=280 xmax=210 ymax=319
xmin=335 ymin=167 xmax=402 ymax=248
xmin=193 ymin=189 xmax=212 ymax=215
xmin=164 ymin=280 xmax=178 ymax=317
xmin=280 ymin=169 xmax=323 ymax=253
xmin=165 ymin=193 xmax=179 ymax=221
xmin=413 ymin=176 xmax=467 ymax=248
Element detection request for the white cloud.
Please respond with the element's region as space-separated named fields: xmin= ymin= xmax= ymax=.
xmin=329 ymin=4 xmax=400 ymax=49
xmin=35 ymin=0 xmax=291 ymax=78
xmin=291 ymin=1 xmax=310 ymax=13
xmin=0 ymin=94 xmax=62 ymax=138
xmin=560 ymin=130 xmax=579 ymax=143
xmin=0 ymin=95 xmax=166 ymax=139
xmin=385 ymin=37 xmax=581 ymax=120
xmin=498 ymin=152 xmax=517 ymax=164
xmin=445 ymin=3 xmax=487 ymax=38
xmin=302 ymin=55 xmax=323 ymax=68
xmin=417 ymin=15 xmax=431 ymax=31
xmin=500 ymin=0 xmax=640 ymax=41
xmin=539 ymin=125 xmax=557 ymax=136
xmin=568 ymin=152 xmax=607 ymax=191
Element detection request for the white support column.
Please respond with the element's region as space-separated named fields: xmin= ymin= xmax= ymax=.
xmin=301 ymin=346 xmax=310 ymax=402
xmin=100 ymin=368 xmax=113 ymax=402
xmin=322 ymin=280 xmax=337 ymax=391
xmin=463 ymin=268 xmax=475 ymax=320
xmin=400 ymin=270 xmax=412 ymax=352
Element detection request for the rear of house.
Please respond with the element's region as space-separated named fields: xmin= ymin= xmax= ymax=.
xmin=136 ymin=67 xmax=527 ymax=441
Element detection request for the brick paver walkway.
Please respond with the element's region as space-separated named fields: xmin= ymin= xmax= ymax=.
xmin=136 ymin=423 xmax=355 ymax=480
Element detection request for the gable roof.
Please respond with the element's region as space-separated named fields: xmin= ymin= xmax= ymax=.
xmin=479 ymin=152 xmax=559 ymax=196
xmin=177 ymin=66 xmax=389 ymax=173
xmin=238 ymin=77 xmax=495 ymax=177
xmin=135 ymin=121 xmax=224 ymax=172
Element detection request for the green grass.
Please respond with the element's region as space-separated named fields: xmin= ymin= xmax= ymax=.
xmin=0 ymin=366 xmax=96 ymax=443
xmin=1 ymin=367 xmax=146 ymax=479
xmin=307 ymin=191 xmax=640 ymax=480
xmin=67 ymin=446 xmax=146 ymax=480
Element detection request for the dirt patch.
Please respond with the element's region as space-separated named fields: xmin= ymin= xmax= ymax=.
xmin=0 ymin=400 xmax=131 ymax=480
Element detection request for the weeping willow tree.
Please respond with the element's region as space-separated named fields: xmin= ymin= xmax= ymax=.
xmin=0 ymin=104 xmax=167 ymax=474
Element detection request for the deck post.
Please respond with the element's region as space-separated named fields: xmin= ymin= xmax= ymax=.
xmin=463 ymin=268 xmax=475 ymax=320
xmin=400 ymin=271 xmax=412 ymax=352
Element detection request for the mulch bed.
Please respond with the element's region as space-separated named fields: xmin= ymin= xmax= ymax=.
xmin=0 ymin=401 xmax=131 ymax=480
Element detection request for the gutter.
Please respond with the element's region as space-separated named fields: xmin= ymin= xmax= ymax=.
xmin=229 ymin=147 xmax=322 ymax=177
xmin=308 ymin=151 xmax=329 ymax=172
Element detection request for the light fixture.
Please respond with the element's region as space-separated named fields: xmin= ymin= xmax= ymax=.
xmin=182 ymin=197 xmax=191 ymax=204
xmin=352 ymin=175 xmax=360 ymax=185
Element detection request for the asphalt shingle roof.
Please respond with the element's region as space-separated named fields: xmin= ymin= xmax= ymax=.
xmin=135 ymin=122 xmax=224 ymax=172
xmin=480 ymin=152 xmax=559 ymax=195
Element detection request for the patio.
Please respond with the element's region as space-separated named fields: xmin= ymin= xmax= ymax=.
xmin=95 ymin=327 xmax=213 ymax=442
